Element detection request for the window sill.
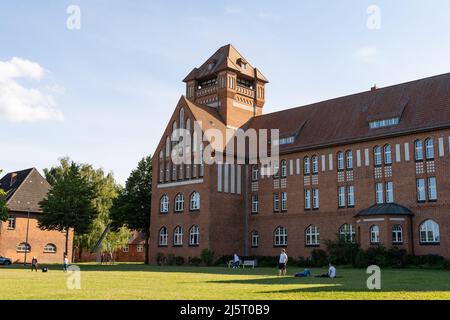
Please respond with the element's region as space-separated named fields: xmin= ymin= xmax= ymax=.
xmin=172 ymin=245 xmax=183 ymax=248
xmin=158 ymin=245 xmax=168 ymax=248
xmin=251 ymin=246 xmax=259 ymax=249
xmin=188 ymin=244 xmax=199 ymax=247
xmin=274 ymin=245 xmax=287 ymax=248
xmin=305 ymin=244 xmax=320 ymax=248
xmin=428 ymin=199 xmax=437 ymax=203
xmin=392 ymin=242 xmax=404 ymax=246
xmin=419 ymin=242 xmax=440 ymax=246
xmin=174 ymin=211 xmax=184 ymax=214
xmin=251 ymin=212 xmax=259 ymax=215
xmin=189 ymin=209 xmax=200 ymax=213
xmin=417 ymin=200 xmax=426 ymax=204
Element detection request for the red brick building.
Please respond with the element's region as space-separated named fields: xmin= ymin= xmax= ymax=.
xmin=150 ymin=44 xmax=450 ymax=263
xmin=0 ymin=168 xmax=73 ymax=264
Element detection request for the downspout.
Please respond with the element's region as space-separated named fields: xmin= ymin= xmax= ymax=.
xmin=410 ymin=215 xmax=415 ymax=256
xmin=244 ymin=164 xmax=249 ymax=256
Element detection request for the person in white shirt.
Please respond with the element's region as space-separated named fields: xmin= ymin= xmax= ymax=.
xmin=63 ymin=253 xmax=69 ymax=273
xmin=278 ymin=249 xmax=288 ymax=276
xmin=233 ymin=253 xmax=240 ymax=268
xmin=328 ymin=264 xmax=336 ymax=278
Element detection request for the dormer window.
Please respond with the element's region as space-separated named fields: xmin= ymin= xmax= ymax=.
xmin=272 ymin=136 xmax=295 ymax=146
xmin=10 ymin=173 xmax=17 ymax=187
xmin=236 ymin=58 xmax=247 ymax=69
xmin=369 ymin=117 xmax=400 ymax=129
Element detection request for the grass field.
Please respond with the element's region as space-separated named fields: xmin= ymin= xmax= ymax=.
xmin=0 ymin=263 xmax=449 ymax=300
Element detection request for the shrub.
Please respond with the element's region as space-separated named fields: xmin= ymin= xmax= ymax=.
xmin=200 ymin=249 xmax=215 ymax=266
xmin=387 ymin=247 xmax=408 ymax=267
xmin=311 ymin=249 xmax=329 ymax=267
xmin=167 ymin=253 xmax=175 ymax=266
xmin=156 ymin=252 xmax=165 ymax=266
xmin=188 ymin=257 xmax=202 ymax=266
xmin=175 ymin=256 xmax=185 ymax=266
xmin=258 ymin=256 xmax=278 ymax=268
xmin=354 ymin=250 xmax=369 ymax=268
xmin=325 ymin=238 xmax=360 ymax=266
xmin=297 ymin=256 xmax=313 ymax=268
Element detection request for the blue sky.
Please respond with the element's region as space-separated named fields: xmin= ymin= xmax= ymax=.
xmin=0 ymin=0 xmax=449 ymax=183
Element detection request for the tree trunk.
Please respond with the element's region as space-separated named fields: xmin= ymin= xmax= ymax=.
xmin=65 ymin=228 xmax=69 ymax=257
xmin=145 ymin=230 xmax=150 ymax=265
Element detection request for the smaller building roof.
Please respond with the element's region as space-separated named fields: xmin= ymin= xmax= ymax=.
xmin=355 ymin=203 xmax=414 ymax=217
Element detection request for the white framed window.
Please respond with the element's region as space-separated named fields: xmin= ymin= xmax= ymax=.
xmin=159 ymin=227 xmax=168 ymax=246
xmin=347 ymin=185 xmax=355 ymax=207
xmin=417 ymin=178 xmax=426 ymax=202
xmin=251 ymin=230 xmax=259 ymax=247
xmin=415 ymin=140 xmax=423 ymax=161
xmin=122 ymin=245 xmax=129 ymax=253
xmin=273 ymin=193 xmax=280 ymax=212
xmin=312 ymin=189 xmax=319 ymax=209
xmin=374 ymin=146 xmax=382 ymax=166
xmin=252 ymin=165 xmax=259 ymax=181
xmin=425 ymin=138 xmax=434 ymax=160
xmin=337 ymin=152 xmax=344 ymax=171
xmin=346 ymin=151 xmax=353 ymax=170
xmin=189 ymin=226 xmax=200 ymax=246
xmin=274 ymin=227 xmax=287 ymax=246
xmin=251 ymin=194 xmax=259 ymax=213
xmin=338 ymin=186 xmax=345 ymax=208
xmin=375 ymin=183 xmax=384 ymax=204
xmin=386 ymin=182 xmax=394 ymax=203
xmin=369 ymin=117 xmax=399 ymax=129
xmin=303 ymin=157 xmax=310 ymax=175
xmin=273 ymin=160 xmax=279 ymax=179
xmin=174 ymin=193 xmax=184 ymax=212
xmin=173 ymin=226 xmax=183 ymax=246
xmin=136 ymin=244 xmax=144 ymax=252
xmin=17 ymin=242 xmax=31 ymax=253
xmin=428 ymin=177 xmax=437 ymax=201
xmin=43 ymin=243 xmax=57 ymax=253
xmin=304 ymin=190 xmax=311 ymax=210
xmin=392 ymin=225 xmax=403 ymax=244
xmin=305 ymin=225 xmax=320 ymax=246
xmin=384 ymin=144 xmax=392 ymax=165
xmin=7 ymin=215 xmax=16 ymax=229
xmin=312 ymin=156 xmax=319 ymax=174
xmin=160 ymin=195 xmax=169 ymax=213
xmin=419 ymin=220 xmax=440 ymax=244
xmin=190 ymin=192 xmax=200 ymax=211
xmin=370 ymin=225 xmax=380 ymax=244
xmin=339 ymin=224 xmax=355 ymax=243
xmin=281 ymin=192 xmax=288 ymax=211
xmin=281 ymin=160 xmax=287 ymax=178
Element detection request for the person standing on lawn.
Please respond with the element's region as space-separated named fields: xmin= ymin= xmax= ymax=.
xmin=278 ymin=249 xmax=288 ymax=276
xmin=31 ymin=257 xmax=38 ymax=272
xmin=63 ymin=253 xmax=69 ymax=272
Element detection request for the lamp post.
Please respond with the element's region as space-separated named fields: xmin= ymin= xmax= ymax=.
xmin=23 ymin=203 xmax=31 ymax=265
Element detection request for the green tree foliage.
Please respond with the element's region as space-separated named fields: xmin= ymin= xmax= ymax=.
xmin=38 ymin=162 xmax=97 ymax=255
xmin=110 ymin=156 xmax=152 ymax=264
xmin=0 ymin=169 xmax=8 ymax=222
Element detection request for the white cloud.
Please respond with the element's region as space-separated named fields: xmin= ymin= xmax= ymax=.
xmin=353 ymin=46 xmax=380 ymax=64
xmin=0 ymin=57 xmax=63 ymax=122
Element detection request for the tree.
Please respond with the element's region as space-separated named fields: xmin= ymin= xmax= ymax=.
xmin=110 ymin=156 xmax=152 ymax=264
xmin=0 ymin=169 xmax=8 ymax=222
xmin=38 ymin=162 xmax=97 ymax=256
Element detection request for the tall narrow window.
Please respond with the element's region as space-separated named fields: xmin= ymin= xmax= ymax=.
xmin=251 ymin=194 xmax=259 ymax=213
xmin=386 ymin=182 xmax=394 ymax=203
xmin=273 ymin=193 xmax=280 ymax=212
xmin=281 ymin=192 xmax=288 ymax=211
xmin=173 ymin=226 xmax=183 ymax=246
xmin=370 ymin=225 xmax=380 ymax=244
xmin=417 ymin=179 xmax=426 ymax=202
xmin=189 ymin=226 xmax=200 ymax=246
xmin=392 ymin=225 xmax=403 ymax=244
xmin=428 ymin=177 xmax=437 ymax=201
xmin=347 ymin=186 xmax=355 ymax=207
xmin=305 ymin=225 xmax=320 ymax=246
xmin=337 ymin=152 xmax=344 ymax=171
xmin=415 ymin=140 xmax=423 ymax=161
xmin=303 ymin=157 xmax=310 ymax=175
xmin=339 ymin=224 xmax=355 ymax=243
xmin=159 ymin=227 xmax=168 ymax=246
xmin=273 ymin=160 xmax=279 ymax=179
xmin=384 ymin=144 xmax=392 ymax=165
xmin=159 ymin=151 xmax=164 ymax=183
xmin=304 ymin=190 xmax=311 ymax=209
xmin=338 ymin=186 xmax=345 ymax=208
xmin=374 ymin=146 xmax=382 ymax=166
xmin=312 ymin=156 xmax=319 ymax=174
xmin=251 ymin=230 xmax=259 ymax=247
xmin=165 ymin=137 xmax=170 ymax=159
xmin=190 ymin=192 xmax=200 ymax=211
xmin=7 ymin=216 xmax=16 ymax=229
xmin=174 ymin=193 xmax=184 ymax=212
xmin=312 ymin=189 xmax=319 ymax=209
xmin=252 ymin=165 xmax=259 ymax=181
xmin=346 ymin=151 xmax=353 ymax=170
xmin=281 ymin=160 xmax=287 ymax=178
xmin=274 ymin=227 xmax=287 ymax=246
xmin=375 ymin=183 xmax=384 ymax=204
xmin=425 ymin=138 xmax=434 ymax=160
xmin=160 ymin=195 xmax=169 ymax=213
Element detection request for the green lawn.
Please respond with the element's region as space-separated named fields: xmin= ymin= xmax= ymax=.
xmin=0 ymin=263 xmax=449 ymax=300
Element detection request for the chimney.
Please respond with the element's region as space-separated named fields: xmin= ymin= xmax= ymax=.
xmin=371 ymin=84 xmax=378 ymax=91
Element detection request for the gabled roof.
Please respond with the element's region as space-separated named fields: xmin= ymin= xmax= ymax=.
xmin=355 ymin=203 xmax=414 ymax=217
xmin=0 ymin=168 xmax=50 ymax=213
xmin=249 ymin=72 xmax=450 ymax=153
xmin=183 ymin=44 xmax=268 ymax=83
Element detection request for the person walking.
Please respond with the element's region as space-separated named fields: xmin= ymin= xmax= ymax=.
xmin=278 ymin=249 xmax=288 ymax=276
xmin=63 ymin=253 xmax=69 ymax=272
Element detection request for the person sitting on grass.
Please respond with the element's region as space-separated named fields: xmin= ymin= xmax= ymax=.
xmin=315 ymin=263 xmax=337 ymax=278
xmin=232 ymin=253 xmax=240 ymax=268
xmin=278 ymin=249 xmax=288 ymax=276
xmin=295 ymin=268 xmax=311 ymax=277
xmin=31 ymin=257 xmax=38 ymax=272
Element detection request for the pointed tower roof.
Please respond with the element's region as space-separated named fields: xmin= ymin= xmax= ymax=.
xmin=183 ymin=44 xmax=268 ymax=83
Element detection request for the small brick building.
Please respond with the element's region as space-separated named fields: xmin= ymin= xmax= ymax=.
xmin=0 ymin=168 xmax=73 ymax=264
xmin=150 ymin=44 xmax=450 ymax=263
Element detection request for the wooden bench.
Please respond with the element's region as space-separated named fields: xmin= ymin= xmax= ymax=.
xmin=228 ymin=259 xmax=257 ymax=268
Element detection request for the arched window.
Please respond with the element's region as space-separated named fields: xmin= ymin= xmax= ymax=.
xmin=185 ymin=118 xmax=191 ymax=155
xmin=337 ymin=152 xmax=344 ymax=171
xmin=159 ymin=151 xmax=164 ymax=182
xmin=174 ymin=193 xmax=184 ymax=212
xmin=281 ymin=160 xmax=287 ymax=178
xmin=251 ymin=165 xmax=259 ymax=181
xmin=190 ymin=192 xmax=200 ymax=211
xmin=370 ymin=225 xmax=380 ymax=244
xmin=392 ymin=225 xmax=403 ymax=244
xmin=44 ymin=243 xmax=57 ymax=253
xmin=17 ymin=242 xmax=31 ymax=253
xmin=274 ymin=226 xmax=287 ymax=246
xmin=303 ymin=157 xmax=310 ymax=175
xmin=165 ymin=136 xmax=170 ymax=159
xmin=346 ymin=151 xmax=353 ymax=170
xmin=273 ymin=160 xmax=280 ymax=179
xmin=251 ymin=230 xmax=259 ymax=248
xmin=305 ymin=225 xmax=320 ymax=246
xmin=179 ymin=108 xmax=185 ymax=130
xmin=415 ymin=140 xmax=423 ymax=161
xmin=189 ymin=226 xmax=200 ymax=246
xmin=419 ymin=220 xmax=440 ymax=244
xmin=339 ymin=224 xmax=355 ymax=243
xmin=160 ymin=195 xmax=169 ymax=213
xmin=425 ymin=138 xmax=434 ymax=160
xmin=312 ymin=156 xmax=319 ymax=174
xmin=159 ymin=227 xmax=168 ymax=246
xmin=173 ymin=226 xmax=183 ymax=246
xmin=374 ymin=146 xmax=382 ymax=166
xmin=384 ymin=144 xmax=392 ymax=165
